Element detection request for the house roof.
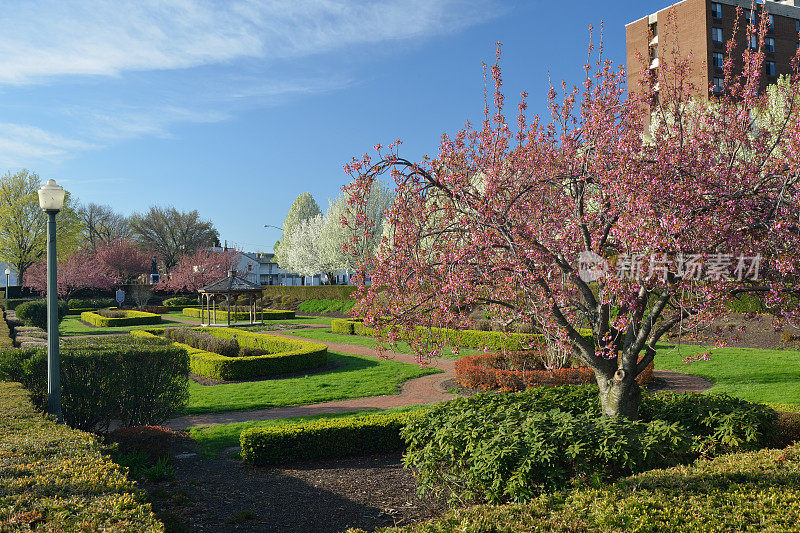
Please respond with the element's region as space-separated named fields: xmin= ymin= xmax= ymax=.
xmin=198 ymin=270 xmax=262 ymax=294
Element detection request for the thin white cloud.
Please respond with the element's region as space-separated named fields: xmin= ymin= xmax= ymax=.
xmin=0 ymin=123 xmax=95 ymax=167
xmin=0 ymin=0 xmax=501 ymax=85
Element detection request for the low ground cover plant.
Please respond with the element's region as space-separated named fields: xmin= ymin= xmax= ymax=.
xmin=402 ymin=385 xmax=776 ymax=504
xmin=369 ymin=443 xmax=800 ymax=533
xmin=134 ymin=327 xmax=327 ymax=380
xmin=15 ymin=298 xmax=68 ymax=330
xmin=241 ymin=411 xmax=416 ymax=466
xmin=0 ymin=382 xmax=163 ymax=531
xmin=0 ymin=335 xmax=189 ymax=431
xmin=81 ymin=309 xmax=161 ymax=327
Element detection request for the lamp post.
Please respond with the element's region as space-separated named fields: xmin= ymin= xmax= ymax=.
xmin=4 ymin=268 xmax=9 ymax=296
xmin=38 ymin=179 xmax=65 ymax=421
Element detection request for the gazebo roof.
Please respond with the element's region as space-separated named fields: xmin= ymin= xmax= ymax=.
xmin=198 ymin=270 xmax=262 ymax=294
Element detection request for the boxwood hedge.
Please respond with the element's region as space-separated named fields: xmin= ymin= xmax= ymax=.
xmin=81 ymin=309 xmax=162 ymax=327
xmin=241 ymin=411 xmax=417 ymax=466
xmin=330 ymin=318 xmax=594 ymax=351
xmin=0 ymin=382 xmax=163 ymax=531
xmin=133 ymin=327 xmax=327 ymax=381
xmin=182 ymin=307 xmax=295 ymax=321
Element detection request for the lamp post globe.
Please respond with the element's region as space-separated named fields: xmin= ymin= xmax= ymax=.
xmin=38 ymin=179 xmax=65 ymax=422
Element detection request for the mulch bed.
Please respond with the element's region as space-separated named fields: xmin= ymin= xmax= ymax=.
xmin=142 ymin=446 xmax=445 ymax=533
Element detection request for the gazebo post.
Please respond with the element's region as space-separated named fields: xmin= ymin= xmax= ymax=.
xmin=226 ymin=295 xmax=231 ymax=327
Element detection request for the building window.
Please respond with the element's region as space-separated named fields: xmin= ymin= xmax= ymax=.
xmin=750 ymin=35 xmax=758 ymax=49
xmin=650 ymin=21 xmax=658 ymax=37
xmin=766 ymin=61 xmax=776 ymax=77
xmin=766 ymin=37 xmax=775 ymax=52
xmin=796 ymin=19 xmax=799 ymax=34
xmin=767 ymin=14 xmax=774 ymax=31
xmin=649 ymin=44 xmax=658 ymax=61
xmin=713 ymin=52 xmax=724 ymax=68
xmin=712 ymin=2 xmax=722 ymax=19
xmin=713 ymin=77 xmax=724 ymax=93
xmin=712 ymin=27 xmax=724 ymax=43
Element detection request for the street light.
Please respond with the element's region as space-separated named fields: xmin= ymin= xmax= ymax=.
xmin=38 ymin=179 xmax=65 ymax=421
xmin=4 ymin=268 xmax=9 ymax=296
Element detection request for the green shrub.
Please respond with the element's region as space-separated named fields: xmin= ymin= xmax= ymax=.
xmin=182 ymin=307 xmax=295 ymax=321
xmin=241 ymin=411 xmax=416 ymax=466
xmin=16 ymin=299 xmax=68 ymax=330
xmin=4 ymin=336 xmax=189 ymax=431
xmin=401 ymin=386 xmax=777 ymax=504
xmin=261 ymin=285 xmax=358 ymax=301
xmin=0 ymin=382 xmax=163 ymax=531
xmin=133 ymin=327 xmax=327 ymax=381
xmin=163 ymin=296 xmax=198 ymax=307
xmin=372 ymin=443 xmax=800 ymax=533
xmin=4 ymin=297 xmax=36 ymax=310
xmin=81 ymin=309 xmax=161 ymax=327
xmin=296 ymin=298 xmax=355 ymax=314
xmin=68 ymin=298 xmax=115 ymax=309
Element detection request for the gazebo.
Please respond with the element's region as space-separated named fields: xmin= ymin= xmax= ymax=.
xmin=197 ymin=270 xmax=263 ymax=327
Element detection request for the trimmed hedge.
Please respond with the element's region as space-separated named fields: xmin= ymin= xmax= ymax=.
xmin=182 ymin=307 xmax=295 ymax=321
xmin=369 ymin=443 xmax=800 ymax=533
xmin=68 ymin=298 xmax=115 ymax=309
xmin=296 ymin=298 xmax=355 ymax=314
xmin=133 ymin=327 xmax=327 ymax=381
xmin=241 ymin=411 xmax=416 ymax=466
xmin=4 ymin=297 xmax=36 ymax=310
xmin=16 ymin=299 xmax=68 ymax=330
xmin=331 ymin=318 xmax=594 ymax=351
xmin=1 ymin=336 xmax=189 ymax=431
xmin=0 ymin=382 xmax=163 ymax=531
xmin=261 ymin=285 xmax=358 ymax=301
xmin=81 ymin=309 xmax=162 ymax=327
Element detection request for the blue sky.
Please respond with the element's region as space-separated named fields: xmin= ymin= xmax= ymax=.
xmin=0 ymin=0 xmax=667 ymax=252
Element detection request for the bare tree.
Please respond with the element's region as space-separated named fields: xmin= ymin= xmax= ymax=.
xmin=79 ymin=202 xmax=131 ymax=253
xmin=129 ymin=206 xmax=219 ymax=271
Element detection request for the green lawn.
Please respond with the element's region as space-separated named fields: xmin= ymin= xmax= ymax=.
xmin=655 ymin=344 xmax=800 ymax=406
xmin=190 ymin=405 xmax=426 ymax=457
xmin=59 ymin=315 xmax=190 ymax=336
xmin=287 ymin=328 xmax=481 ymax=358
xmin=185 ymin=349 xmax=439 ymax=414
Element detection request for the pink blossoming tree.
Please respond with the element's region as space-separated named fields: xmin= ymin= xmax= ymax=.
xmin=161 ymin=247 xmax=240 ymax=293
xmin=25 ymin=253 xmax=114 ymax=301
xmin=95 ymin=239 xmax=151 ymax=283
xmin=345 ymin=28 xmax=800 ymax=418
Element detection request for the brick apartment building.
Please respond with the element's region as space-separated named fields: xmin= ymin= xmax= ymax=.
xmin=626 ymin=0 xmax=800 ymax=99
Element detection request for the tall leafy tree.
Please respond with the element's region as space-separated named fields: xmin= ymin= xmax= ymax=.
xmin=129 ymin=206 xmax=219 ymax=272
xmin=95 ymin=239 xmax=151 ymax=283
xmin=0 ymin=170 xmax=82 ymax=285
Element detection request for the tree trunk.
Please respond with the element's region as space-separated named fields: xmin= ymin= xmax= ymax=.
xmin=595 ymin=368 xmax=641 ymax=419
